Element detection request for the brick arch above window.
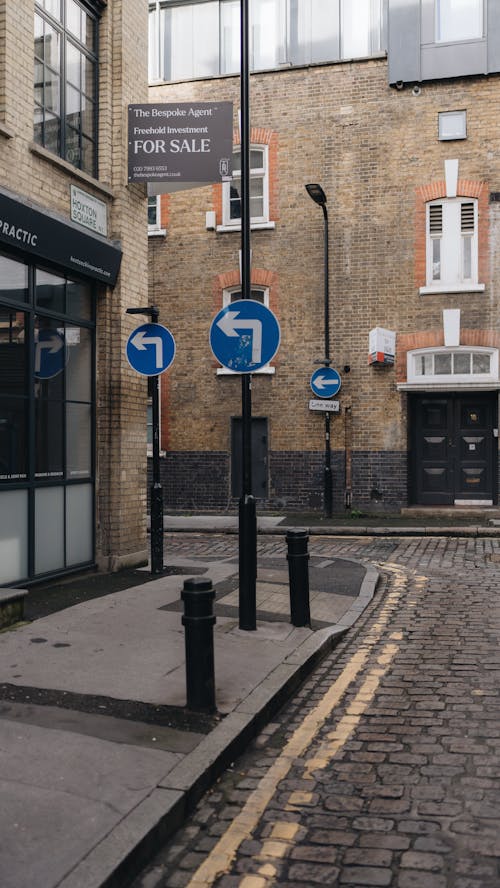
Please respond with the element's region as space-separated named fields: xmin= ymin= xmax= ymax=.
xmin=396 ymin=329 xmax=500 ymax=383
xmin=414 ymin=179 xmax=489 ymax=290
xmin=211 ymin=128 xmax=279 ymax=228
xmin=212 ymin=268 xmax=279 ymax=314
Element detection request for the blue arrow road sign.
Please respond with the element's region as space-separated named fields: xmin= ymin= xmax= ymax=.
xmin=209 ymin=299 xmax=280 ymax=372
xmin=126 ymin=322 xmax=176 ymax=376
xmin=35 ymin=329 xmax=67 ymax=379
xmin=310 ymin=367 xmax=342 ymax=398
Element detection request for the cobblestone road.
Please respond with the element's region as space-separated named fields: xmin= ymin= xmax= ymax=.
xmin=133 ymin=533 xmax=500 ymax=888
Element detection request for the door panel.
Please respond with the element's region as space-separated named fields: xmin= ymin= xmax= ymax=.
xmin=411 ymin=393 xmax=497 ymax=505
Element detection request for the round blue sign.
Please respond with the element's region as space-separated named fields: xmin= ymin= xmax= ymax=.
xmin=310 ymin=367 xmax=342 ymax=398
xmin=209 ymin=299 xmax=280 ymax=373
xmin=35 ymin=329 xmax=67 ymax=379
xmin=126 ymin=322 xmax=176 ymax=376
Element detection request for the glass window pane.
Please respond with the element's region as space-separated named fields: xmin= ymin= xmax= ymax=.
xmin=250 ymin=149 xmax=264 ymax=170
xmin=193 ymin=2 xmax=219 ymax=75
xmin=35 ymin=486 xmax=65 ymax=574
xmin=36 ymin=268 xmax=65 ymax=313
xmin=42 ymin=20 xmax=61 ymax=71
xmin=472 ymin=353 xmax=490 ymax=374
xmin=82 ymin=56 xmax=95 ymax=100
xmin=35 ymin=399 xmax=64 ymax=476
xmin=310 ymin=0 xmax=340 ymax=63
xmin=342 ymin=0 xmax=372 ymax=57
xmin=39 ymin=0 xmax=62 ymax=21
xmin=44 ymin=112 xmax=61 ymax=154
xmin=148 ymin=196 xmax=159 ymax=226
xmin=435 ymin=353 xmax=452 ymax=374
xmin=0 ymin=310 xmax=26 ymax=395
xmin=66 ymin=483 xmax=93 ymax=564
xmin=252 ymin=0 xmax=281 ymax=68
xmin=66 ymin=123 xmax=82 ymax=166
xmin=432 ymin=238 xmax=441 ymax=280
xmin=453 ymin=352 xmax=470 ymax=374
xmin=0 ymin=398 xmax=28 ymax=481
xmin=66 ymin=326 xmax=91 ymax=401
xmin=463 ymin=236 xmax=472 ymax=279
xmin=0 ymin=490 xmax=28 ymax=583
xmin=66 ymin=0 xmax=83 ymax=41
xmin=34 ymin=317 xmax=66 ymax=397
xmin=66 ymin=279 xmax=92 ymax=320
xmin=66 ymin=402 xmax=91 ymax=477
xmin=221 ymin=0 xmax=240 ymax=73
xmin=229 ymin=180 xmax=242 ymax=220
xmin=66 ymin=41 xmax=81 ymax=87
xmin=0 ymin=254 xmax=28 ymax=303
xmin=436 ymin=0 xmax=483 ymax=43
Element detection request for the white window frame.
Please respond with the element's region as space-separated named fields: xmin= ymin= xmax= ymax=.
xmin=148 ymin=195 xmax=166 ymax=237
xmin=420 ymin=197 xmax=484 ymax=294
xmin=404 ymin=346 xmax=499 ymax=388
xmin=219 ymin=144 xmax=274 ymax=232
xmin=216 ymin=286 xmax=275 ymax=375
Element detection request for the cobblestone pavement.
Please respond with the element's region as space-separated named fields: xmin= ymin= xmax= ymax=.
xmin=132 ymin=532 xmax=500 ymax=888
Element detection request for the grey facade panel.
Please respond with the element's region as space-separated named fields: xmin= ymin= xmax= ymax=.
xmin=421 ymin=40 xmax=487 ymax=80
xmin=388 ymin=0 xmax=421 ymax=85
xmin=487 ymin=0 xmax=500 ymax=73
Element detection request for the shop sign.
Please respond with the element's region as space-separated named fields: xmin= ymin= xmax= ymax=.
xmin=128 ymin=102 xmax=233 ymax=184
xmin=0 ymin=187 xmax=121 ymax=286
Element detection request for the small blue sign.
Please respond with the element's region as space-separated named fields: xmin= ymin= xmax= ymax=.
xmin=126 ymin=322 xmax=176 ymax=376
xmin=35 ymin=329 xmax=67 ymax=379
xmin=310 ymin=367 xmax=342 ymax=398
xmin=209 ymin=299 xmax=280 ymax=373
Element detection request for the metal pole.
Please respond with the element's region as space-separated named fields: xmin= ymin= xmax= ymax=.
xmin=322 ymin=205 xmax=333 ymax=518
xmin=149 ymin=306 xmax=164 ymax=572
xmin=238 ymin=0 xmax=257 ymax=630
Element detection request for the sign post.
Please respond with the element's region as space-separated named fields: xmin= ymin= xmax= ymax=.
xmin=126 ymin=309 xmax=176 ymax=574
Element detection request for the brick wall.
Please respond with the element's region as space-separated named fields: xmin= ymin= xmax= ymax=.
xmin=148 ymin=61 xmax=500 ymax=513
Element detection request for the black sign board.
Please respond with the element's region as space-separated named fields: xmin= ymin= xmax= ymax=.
xmin=0 ymin=188 xmax=122 ymax=286
xmin=128 ymin=102 xmax=233 ymax=184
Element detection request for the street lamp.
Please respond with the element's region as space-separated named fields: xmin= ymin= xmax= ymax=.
xmin=305 ymin=183 xmax=333 ymax=518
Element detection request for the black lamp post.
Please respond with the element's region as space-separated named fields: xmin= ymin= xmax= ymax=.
xmin=305 ymin=183 xmax=333 ymax=518
xmin=126 ymin=305 xmax=164 ymax=573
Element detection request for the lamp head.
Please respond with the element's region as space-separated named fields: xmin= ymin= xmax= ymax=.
xmin=305 ymin=183 xmax=327 ymax=207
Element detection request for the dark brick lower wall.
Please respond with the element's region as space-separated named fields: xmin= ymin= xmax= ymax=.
xmin=149 ymin=449 xmax=408 ymax=514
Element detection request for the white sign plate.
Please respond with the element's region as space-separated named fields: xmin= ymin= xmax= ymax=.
xmin=70 ymin=185 xmax=108 ymax=236
xmin=309 ymin=399 xmax=340 ymax=412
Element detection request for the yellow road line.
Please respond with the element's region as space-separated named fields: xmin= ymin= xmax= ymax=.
xmin=185 ymin=566 xmax=410 ymax=888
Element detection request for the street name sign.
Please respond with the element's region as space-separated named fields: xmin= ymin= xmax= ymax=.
xmin=309 ymin=399 xmax=340 ymax=412
xmin=310 ymin=367 xmax=342 ymax=398
xmin=126 ymin=322 xmax=176 ymax=376
xmin=209 ymin=299 xmax=280 ymax=372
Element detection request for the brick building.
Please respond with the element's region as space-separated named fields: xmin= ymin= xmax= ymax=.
xmin=0 ymin=0 xmax=150 ymax=586
xmin=148 ymin=0 xmax=500 ymax=515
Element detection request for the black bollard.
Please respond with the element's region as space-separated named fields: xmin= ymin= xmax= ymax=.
xmin=181 ymin=577 xmax=216 ymax=713
xmin=286 ymin=529 xmax=311 ymax=627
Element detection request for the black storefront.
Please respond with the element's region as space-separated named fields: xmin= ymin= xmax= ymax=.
xmin=0 ymin=188 xmax=121 ymax=585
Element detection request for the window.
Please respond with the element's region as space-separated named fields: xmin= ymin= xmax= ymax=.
xmin=34 ymin=0 xmax=98 ymax=176
xmin=222 ymin=146 xmax=269 ymax=228
xmin=436 ymin=0 xmax=483 ymax=44
xmin=148 ymin=0 xmax=384 ymax=82
xmin=0 ymin=250 xmax=95 ymax=583
xmin=422 ymin=197 xmax=483 ymax=293
xmin=218 ymin=286 xmax=275 ymax=374
xmin=408 ymin=348 xmax=498 ymax=384
xmin=148 ymin=195 xmax=166 ymax=236
xmin=438 ymin=110 xmax=467 ymax=140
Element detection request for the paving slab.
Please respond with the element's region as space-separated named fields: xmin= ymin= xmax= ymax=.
xmin=0 ymin=544 xmax=377 ymax=888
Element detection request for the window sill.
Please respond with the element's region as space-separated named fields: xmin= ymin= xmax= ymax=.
xmin=0 ymin=122 xmax=14 ymax=140
xmin=30 ymin=143 xmax=115 ymax=199
xmin=419 ymin=283 xmax=485 ymax=295
xmin=398 ymin=381 xmax=500 ymax=391
xmin=148 ymin=228 xmax=167 ymax=237
xmin=217 ymin=366 xmax=275 ymax=376
xmin=216 ymin=221 xmax=275 ymax=233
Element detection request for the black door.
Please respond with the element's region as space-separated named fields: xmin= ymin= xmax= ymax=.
xmin=410 ymin=393 xmax=497 ymax=505
xmin=231 ymin=417 xmax=268 ymax=498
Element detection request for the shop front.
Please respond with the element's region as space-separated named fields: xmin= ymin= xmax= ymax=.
xmin=0 ymin=188 xmax=121 ymax=586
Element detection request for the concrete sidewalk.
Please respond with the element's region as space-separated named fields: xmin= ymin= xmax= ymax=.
xmin=0 ymin=545 xmax=378 ymax=888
